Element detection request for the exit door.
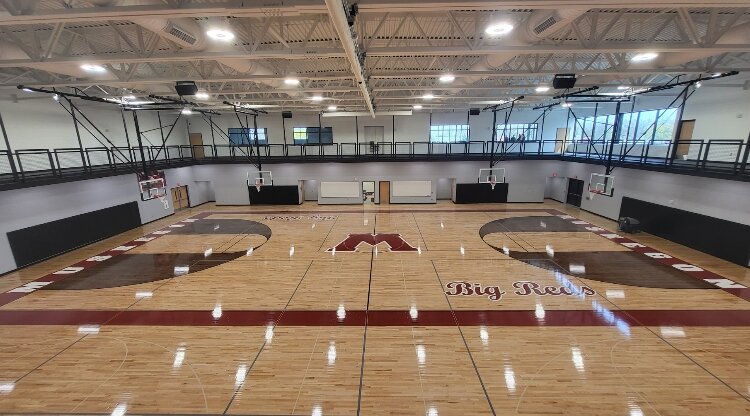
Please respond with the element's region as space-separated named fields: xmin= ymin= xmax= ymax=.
xmin=566 ymin=178 xmax=584 ymax=207
xmin=171 ymin=185 xmax=189 ymax=210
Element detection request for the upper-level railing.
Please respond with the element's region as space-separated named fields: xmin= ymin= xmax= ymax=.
xmin=1 ymin=138 xmax=748 ymax=188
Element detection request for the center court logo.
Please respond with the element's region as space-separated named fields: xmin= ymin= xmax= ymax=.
xmin=327 ymin=233 xmax=418 ymax=252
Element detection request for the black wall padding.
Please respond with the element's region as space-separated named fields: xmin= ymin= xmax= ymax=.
xmin=248 ymin=185 xmax=301 ymax=205
xmin=8 ymin=201 xmax=142 ymax=268
xmin=619 ymin=196 xmax=750 ymax=267
xmin=455 ymin=183 xmax=509 ymax=204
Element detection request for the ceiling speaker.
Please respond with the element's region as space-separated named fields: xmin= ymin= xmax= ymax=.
xmin=175 ymin=81 xmax=198 ymax=96
xmin=282 ymin=111 xmax=293 ymax=119
xmin=553 ymin=74 xmax=577 ymax=89
xmin=469 ymin=108 xmax=480 ymax=116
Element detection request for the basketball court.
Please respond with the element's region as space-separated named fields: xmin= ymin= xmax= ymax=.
xmin=0 ymin=2 xmax=749 ymax=415
xmin=0 ymin=200 xmax=747 ymax=415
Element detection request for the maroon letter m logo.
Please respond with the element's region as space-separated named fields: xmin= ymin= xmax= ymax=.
xmin=327 ymin=234 xmax=418 ymax=252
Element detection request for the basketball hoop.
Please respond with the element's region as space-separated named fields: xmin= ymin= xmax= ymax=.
xmin=489 ymin=177 xmax=497 ymax=190
xmin=254 ymin=178 xmax=263 ymax=192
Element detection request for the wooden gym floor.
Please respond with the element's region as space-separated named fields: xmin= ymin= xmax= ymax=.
xmin=0 ymin=200 xmax=748 ymax=415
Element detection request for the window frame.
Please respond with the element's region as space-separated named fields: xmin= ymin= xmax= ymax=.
xmin=429 ymin=124 xmax=470 ymax=143
xmin=227 ymin=127 xmax=269 ymax=146
xmin=293 ymin=126 xmax=334 ymax=145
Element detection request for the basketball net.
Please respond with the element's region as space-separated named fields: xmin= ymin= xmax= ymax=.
xmin=159 ymin=194 xmax=169 ymax=209
xmin=255 ymin=179 xmax=262 ymax=192
xmin=489 ymin=179 xmax=496 ymax=190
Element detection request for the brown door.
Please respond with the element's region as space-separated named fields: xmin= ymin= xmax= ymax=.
xmin=675 ymin=119 xmax=695 ymax=158
xmin=189 ymin=133 xmax=204 ymax=159
xmin=379 ymin=181 xmax=390 ymax=204
xmin=171 ymin=187 xmax=180 ymax=209
xmin=171 ymin=186 xmax=189 ymax=210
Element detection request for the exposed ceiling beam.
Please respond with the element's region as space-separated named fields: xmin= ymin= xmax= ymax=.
xmin=0 ymin=0 xmax=745 ymax=27
xmin=366 ymin=44 xmax=750 ymax=57
xmin=0 ymin=48 xmax=346 ymax=68
xmin=324 ymin=0 xmax=375 ymax=117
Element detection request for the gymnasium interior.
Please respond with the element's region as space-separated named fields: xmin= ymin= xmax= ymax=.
xmin=0 ymin=1 xmax=749 ymax=415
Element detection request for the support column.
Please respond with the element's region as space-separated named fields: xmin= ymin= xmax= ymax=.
xmin=0 ymin=111 xmax=18 ymax=180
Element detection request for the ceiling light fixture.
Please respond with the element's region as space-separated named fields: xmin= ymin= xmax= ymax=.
xmin=80 ymin=63 xmax=107 ymax=73
xmin=439 ymin=74 xmax=455 ymax=83
xmin=485 ymin=22 xmax=514 ymax=36
xmin=206 ymin=29 xmax=235 ymax=41
xmin=122 ymin=95 xmax=136 ymax=100
xmin=284 ymin=77 xmax=300 ymax=86
xmin=311 ymin=95 xmax=323 ymax=101
xmin=327 ymin=105 xmax=337 ymax=111
xmin=535 ymin=86 xmax=550 ymax=93
xmin=695 ymin=81 xmax=702 ymax=88
xmin=561 ymin=102 xmax=572 ymax=108
xmin=413 ymin=104 xmax=423 ymax=109
xmin=617 ymin=85 xmax=629 ymax=90
xmin=181 ymin=108 xmax=193 ymax=115
xmin=195 ymin=92 xmax=209 ymax=100
xmin=22 ymin=87 xmax=32 ymax=92
xmin=631 ymin=52 xmax=659 ymax=62
xmin=422 ymin=93 xmax=434 ymax=100
xmin=53 ymin=94 xmax=59 ymax=101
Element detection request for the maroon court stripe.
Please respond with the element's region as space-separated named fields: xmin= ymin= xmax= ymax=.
xmin=195 ymin=208 xmax=561 ymax=218
xmin=0 ymin=309 xmax=748 ymax=327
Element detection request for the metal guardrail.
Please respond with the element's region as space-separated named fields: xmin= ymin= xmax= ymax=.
xmin=1 ymin=139 xmax=748 ymax=188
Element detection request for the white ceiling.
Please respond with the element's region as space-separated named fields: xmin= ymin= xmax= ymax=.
xmin=0 ymin=0 xmax=748 ymax=113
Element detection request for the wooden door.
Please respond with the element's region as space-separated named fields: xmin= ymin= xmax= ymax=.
xmin=189 ymin=133 xmax=204 ymax=159
xmin=675 ymin=119 xmax=694 ymax=158
xmin=171 ymin=187 xmax=180 ymax=209
xmin=379 ymin=181 xmax=390 ymax=204
xmin=171 ymin=186 xmax=189 ymax=210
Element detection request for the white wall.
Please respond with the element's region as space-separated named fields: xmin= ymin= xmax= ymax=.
xmin=0 ymin=96 xmax=190 ymax=150
xmin=0 ymin=173 xmax=172 ymax=274
xmin=191 ymin=159 xmax=560 ymax=205
xmin=554 ymin=161 xmax=750 ymax=226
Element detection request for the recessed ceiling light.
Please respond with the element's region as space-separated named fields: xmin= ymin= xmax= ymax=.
xmin=617 ymin=85 xmax=629 ymax=90
xmin=413 ymin=104 xmax=423 ymax=109
xmin=80 ymin=63 xmax=107 ymax=73
xmin=422 ymin=93 xmax=434 ymax=100
xmin=561 ymin=102 xmax=572 ymax=108
xmin=311 ymin=95 xmax=323 ymax=101
xmin=206 ymin=29 xmax=235 ymax=41
xmin=631 ymin=52 xmax=659 ymax=62
xmin=181 ymin=108 xmax=193 ymax=115
xmin=327 ymin=105 xmax=337 ymax=111
xmin=439 ymin=74 xmax=455 ymax=83
xmin=535 ymin=86 xmax=550 ymax=93
xmin=284 ymin=77 xmax=300 ymax=86
xmin=195 ymin=92 xmax=209 ymax=100
xmin=485 ymin=22 xmax=514 ymax=36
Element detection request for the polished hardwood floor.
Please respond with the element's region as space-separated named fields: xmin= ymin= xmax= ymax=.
xmin=0 ymin=200 xmax=748 ymax=415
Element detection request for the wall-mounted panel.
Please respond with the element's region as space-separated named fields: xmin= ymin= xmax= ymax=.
xmin=392 ymin=181 xmax=432 ymax=197
xmin=7 ymin=201 xmax=141 ymax=268
xmin=619 ymin=197 xmax=750 ymax=267
xmin=320 ymin=181 xmax=361 ymax=198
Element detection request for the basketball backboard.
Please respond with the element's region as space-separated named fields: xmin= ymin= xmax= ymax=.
xmin=588 ymin=173 xmax=615 ymax=198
